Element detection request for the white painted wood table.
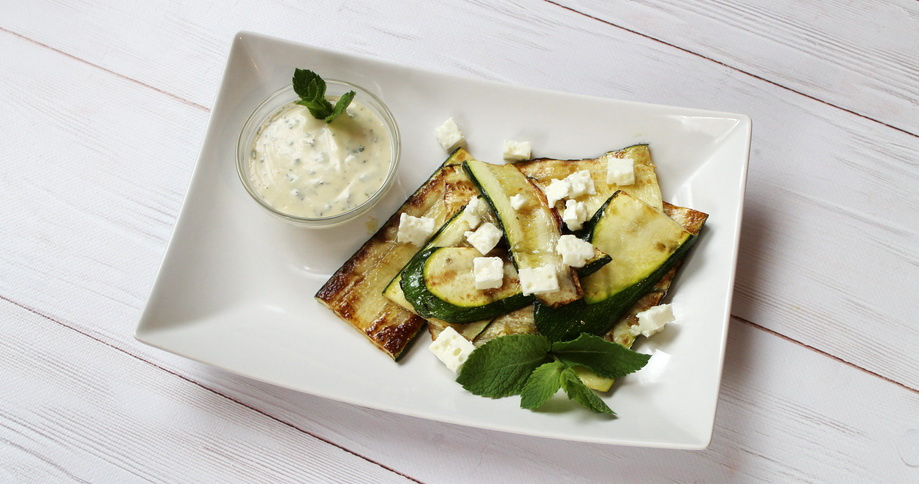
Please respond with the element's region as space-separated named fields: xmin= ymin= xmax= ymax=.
xmin=2 ymin=1 xmax=917 ymax=482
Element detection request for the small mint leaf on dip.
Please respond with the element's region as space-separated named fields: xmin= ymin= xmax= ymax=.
xmin=292 ymin=68 xmax=354 ymax=123
xmin=560 ymin=366 xmax=615 ymax=415
xmin=325 ymin=90 xmax=356 ymax=123
xmin=519 ymin=360 xmax=565 ymax=409
xmin=457 ymin=334 xmax=551 ymax=398
xmin=551 ymin=333 xmax=650 ymax=379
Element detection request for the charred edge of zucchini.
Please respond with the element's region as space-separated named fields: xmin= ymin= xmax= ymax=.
xmin=400 ymin=247 xmax=534 ymax=324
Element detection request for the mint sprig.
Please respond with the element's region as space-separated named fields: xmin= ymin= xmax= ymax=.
xmin=457 ymin=333 xmax=650 ymax=414
xmin=456 ymin=334 xmax=551 ymax=397
xmin=291 ymin=68 xmax=355 ymax=123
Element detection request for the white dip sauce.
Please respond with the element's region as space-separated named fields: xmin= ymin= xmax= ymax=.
xmin=248 ymin=99 xmax=392 ymax=218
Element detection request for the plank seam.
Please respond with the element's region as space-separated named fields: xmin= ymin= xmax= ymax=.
xmin=0 ymin=294 xmax=421 ymax=484
xmin=734 ymin=316 xmax=917 ymax=394
xmin=545 ymin=0 xmax=917 ymax=139
xmin=0 ymin=26 xmax=210 ymax=113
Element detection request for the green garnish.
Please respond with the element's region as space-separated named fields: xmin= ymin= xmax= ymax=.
xmin=291 ymin=68 xmax=355 ymax=123
xmin=456 ymin=333 xmax=651 ymax=415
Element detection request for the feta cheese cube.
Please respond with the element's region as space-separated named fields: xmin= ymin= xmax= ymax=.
xmin=503 ymin=140 xmax=532 ymax=161
xmin=607 ymin=156 xmax=635 ymax=186
xmin=562 ymin=199 xmax=589 ymax=231
xmin=564 ymin=170 xmax=596 ymax=198
xmin=397 ymin=213 xmax=435 ymax=246
xmin=429 ymin=326 xmax=476 ymax=373
xmin=510 ymin=193 xmax=527 ymax=210
xmin=435 ymin=117 xmax=465 ymax=152
xmin=630 ymin=304 xmax=675 ymax=337
xmin=473 ymin=256 xmax=504 ymax=290
xmin=465 ymin=222 xmax=503 ymax=255
xmin=518 ymin=264 xmax=559 ymax=295
xmin=556 ymin=234 xmax=595 ymax=267
xmin=462 ymin=196 xmax=483 ymax=229
xmin=543 ymin=178 xmax=570 ymax=207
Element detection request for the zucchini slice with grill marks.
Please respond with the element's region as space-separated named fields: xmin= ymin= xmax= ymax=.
xmin=382 ymin=207 xmax=492 ymax=338
xmin=463 ymin=159 xmax=582 ymax=308
xmin=315 ymin=149 xmax=475 ymax=359
xmin=535 ymin=190 xmax=696 ymax=342
xmin=516 ymin=144 xmax=663 ymax=214
xmin=400 ymin=247 xmax=533 ymax=324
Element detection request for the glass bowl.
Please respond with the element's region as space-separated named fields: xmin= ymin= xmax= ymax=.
xmin=237 ymin=80 xmax=401 ymax=228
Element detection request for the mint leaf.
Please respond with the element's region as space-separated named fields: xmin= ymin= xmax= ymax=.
xmin=291 ymin=68 xmax=353 ymax=122
xmin=520 ymin=361 xmax=565 ymax=409
xmin=325 ymin=90 xmax=355 ymax=123
xmin=560 ymin=367 xmax=615 ymax=415
xmin=551 ymin=333 xmax=650 ymax=379
xmin=292 ymin=69 xmax=323 ymax=100
xmin=457 ymin=334 xmax=551 ymax=398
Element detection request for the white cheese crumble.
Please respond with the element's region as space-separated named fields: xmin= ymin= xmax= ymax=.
xmin=465 ymin=222 xmax=503 ymax=255
xmin=562 ymin=199 xmax=589 ymax=231
xmin=435 ymin=117 xmax=465 ymax=152
xmin=397 ymin=213 xmax=435 ymax=246
xmin=429 ymin=326 xmax=476 ymax=374
xmin=473 ymin=256 xmax=504 ymax=290
xmin=462 ymin=196 xmax=483 ymax=229
xmin=543 ymin=178 xmax=570 ymax=207
xmin=564 ymin=170 xmax=596 ymax=198
xmin=502 ymin=140 xmax=532 ymax=161
xmin=518 ymin=265 xmax=559 ymax=295
xmin=607 ymin=156 xmax=635 ymax=186
xmin=509 ymin=193 xmax=526 ymax=211
xmin=630 ymin=304 xmax=675 ymax=337
xmin=556 ymin=234 xmax=595 ymax=267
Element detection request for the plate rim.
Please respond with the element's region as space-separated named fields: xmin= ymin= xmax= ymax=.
xmin=135 ymin=30 xmax=752 ymax=450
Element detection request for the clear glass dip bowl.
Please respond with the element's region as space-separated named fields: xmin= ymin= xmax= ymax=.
xmin=237 ymin=80 xmax=400 ymax=228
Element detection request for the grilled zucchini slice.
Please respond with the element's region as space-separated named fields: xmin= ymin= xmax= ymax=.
xmin=516 ymin=144 xmax=663 ymax=214
xmin=475 ymin=201 xmax=706 ymax=390
xmin=584 ymin=201 xmax=708 ymax=390
xmin=400 ymin=247 xmax=533 ymax=324
xmin=315 ymin=148 xmax=475 ymax=359
xmin=382 ymin=201 xmax=494 ymax=340
xmin=463 ymin=159 xmax=582 ymax=308
xmin=534 ymin=191 xmax=696 ymax=342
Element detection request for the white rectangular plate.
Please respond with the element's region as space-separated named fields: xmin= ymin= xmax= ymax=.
xmin=136 ymin=32 xmax=750 ymax=449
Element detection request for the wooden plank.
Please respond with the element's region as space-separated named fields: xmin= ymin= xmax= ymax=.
xmin=1 ymin=0 xmax=917 ymax=388
xmin=558 ymin=0 xmax=919 ymax=135
xmin=0 ymin=300 xmax=412 ymax=483
xmin=5 ymin=0 xmax=918 ymax=137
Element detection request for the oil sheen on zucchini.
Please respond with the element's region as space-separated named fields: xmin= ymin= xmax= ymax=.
xmin=535 ymin=191 xmax=695 ymax=342
xmin=463 ymin=159 xmax=582 ymax=308
xmin=400 ymin=247 xmax=533 ymax=324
